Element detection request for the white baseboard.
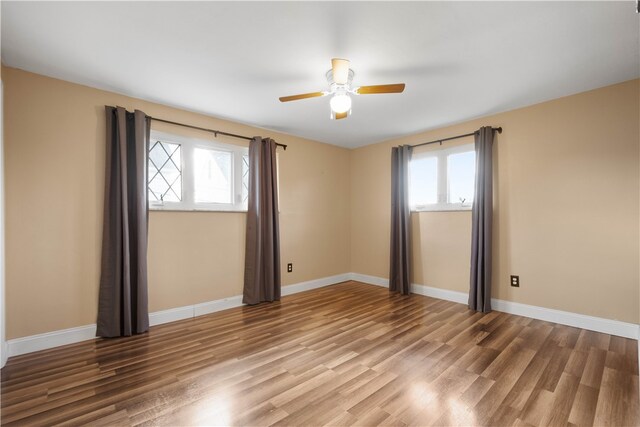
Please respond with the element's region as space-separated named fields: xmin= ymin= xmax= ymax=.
xmin=7 ymin=324 xmax=97 ymax=357
xmin=349 ymin=273 xmax=639 ymax=340
xmin=282 ymin=273 xmax=351 ymax=296
xmin=413 ymin=283 xmax=469 ymax=305
xmin=491 ymin=298 xmax=639 ymax=339
xmin=1 ymin=341 xmax=7 ymax=368
xmin=350 ymin=273 xmax=387 ymax=287
xmin=351 ymin=273 xmax=469 ymax=305
xmin=6 ymin=272 xmax=637 ymax=359
xmin=6 ymin=273 xmax=352 ymax=358
xmin=194 ymin=295 xmax=244 ymax=317
xmin=149 ymin=305 xmax=194 ymax=326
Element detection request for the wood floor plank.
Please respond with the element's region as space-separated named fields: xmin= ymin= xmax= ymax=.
xmin=496 ymin=354 xmax=550 ymax=413
xmin=593 ymin=366 xmax=640 ymax=426
xmin=567 ymin=383 xmax=600 ymax=426
xmin=539 ymin=372 xmax=580 ymax=426
xmin=0 ymin=281 xmax=637 ymax=426
xmin=581 ymin=346 xmax=608 ymax=389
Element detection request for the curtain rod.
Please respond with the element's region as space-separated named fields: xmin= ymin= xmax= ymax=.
xmin=106 ymin=106 xmax=287 ymax=150
xmin=148 ymin=116 xmax=287 ymax=150
xmin=411 ymin=127 xmax=502 ymax=148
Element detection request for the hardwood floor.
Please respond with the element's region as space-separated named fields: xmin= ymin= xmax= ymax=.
xmin=1 ymin=281 xmax=638 ymax=426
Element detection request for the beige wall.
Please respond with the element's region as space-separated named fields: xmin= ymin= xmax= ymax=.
xmin=3 ymin=67 xmax=351 ymax=339
xmin=351 ymin=79 xmax=640 ymax=324
xmin=3 ymin=66 xmax=638 ymax=339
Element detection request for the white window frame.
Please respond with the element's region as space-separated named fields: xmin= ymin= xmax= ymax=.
xmin=410 ymin=143 xmax=475 ymax=212
xmin=148 ymin=131 xmax=248 ymax=212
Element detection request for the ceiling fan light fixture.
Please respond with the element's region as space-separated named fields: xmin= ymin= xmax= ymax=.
xmin=278 ymin=58 xmax=405 ymax=120
xmin=330 ymin=93 xmax=352 ymax=114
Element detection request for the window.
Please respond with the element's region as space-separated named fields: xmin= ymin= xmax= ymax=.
xmin=409 ymin=143 xmax=476 ymax=211
xmin=149 ymin=140 xmax=182 ymax=203
xmin=148 ymin=131 xmax=248 ymax=211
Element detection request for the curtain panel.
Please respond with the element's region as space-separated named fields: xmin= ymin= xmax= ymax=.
xmin=97 ymin=106 xmax=150 ymax=337
xmin=469 ymin=126 xmax=495 ymax=312
xmin=389 ymin=145 xmax=412 ymax=295
xmin=243 ymin=137 xmax=281 ymax=304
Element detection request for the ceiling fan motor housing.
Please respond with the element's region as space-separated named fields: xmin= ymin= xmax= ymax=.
xmin=326 ymin=69 xmax=355 ymax=92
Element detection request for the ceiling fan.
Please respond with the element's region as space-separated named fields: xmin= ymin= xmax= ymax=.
xmin=278 ymin=58 xmax=406 ymax=120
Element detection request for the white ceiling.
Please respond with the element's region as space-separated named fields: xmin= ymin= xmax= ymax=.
xmin=2 ymin=2 xmax=639 ymax=148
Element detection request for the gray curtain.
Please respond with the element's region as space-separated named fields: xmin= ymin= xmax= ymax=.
xmin=243 ymin=137 xmax=281 ymax=304
xmin=389 ymin=145 xmax=412 ymax=295
xmin=469 ymin=126 xmax=495 ymax=312
xmin=97 ymin=107 xmax=150 ymax=337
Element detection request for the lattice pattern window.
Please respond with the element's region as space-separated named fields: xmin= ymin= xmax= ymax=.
xmin=147 ymin=131 xmax=256 ymax=211
xmin=242 ymin=155 xmax=249 ymax=203
xmin=148 ymin=140 xmax=182 ymax=202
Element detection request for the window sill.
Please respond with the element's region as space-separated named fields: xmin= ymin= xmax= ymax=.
xmin=411 ymin=205 xmax=472 ymax=213
xmin=149 ymin=207 xmax=247 ymax=213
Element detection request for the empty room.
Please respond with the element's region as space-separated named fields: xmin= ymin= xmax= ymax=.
xmin=0 ymin=1 xmax=638 ymax=426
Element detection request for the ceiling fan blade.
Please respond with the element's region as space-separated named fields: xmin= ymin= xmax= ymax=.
xmin=279 ymin=92 xmax=326 ymax=102
xmin=331 ymin=58 xmax=350 ymax=85
xmin=355 ymin=83 xmax=406 ymax=95
xmin=335 ymin=112 xmax=348 ymax=120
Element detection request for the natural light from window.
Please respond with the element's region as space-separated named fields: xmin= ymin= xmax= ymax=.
xmin=448 ymin=150 xmax=475 ymax=204
xmin=409 ymin=143 xmax=475 ymax=211
xmin=194 ymin=148 xmax=232 ymax=204
xmin=409 ymin=156 xmax=438 ymax=206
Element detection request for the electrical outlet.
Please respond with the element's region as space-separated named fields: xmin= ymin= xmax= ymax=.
xmin=510 ymin=275 xmax=520 ymax=287
xmin=287 ymin=263 xmax=293 ymax=273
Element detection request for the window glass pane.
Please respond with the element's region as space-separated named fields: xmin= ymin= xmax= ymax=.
xmin=194 ymin=148 xmax=232 ymax=203
xmin=148 ymin=141 xmax=182 ymax=202
xmin=410 ymin=156 xmax=438 ymax=206
xmin=242 ymin=155 xmax=250 ymax=203
xmin=448 ymin=150 xmax=476 ymax=204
